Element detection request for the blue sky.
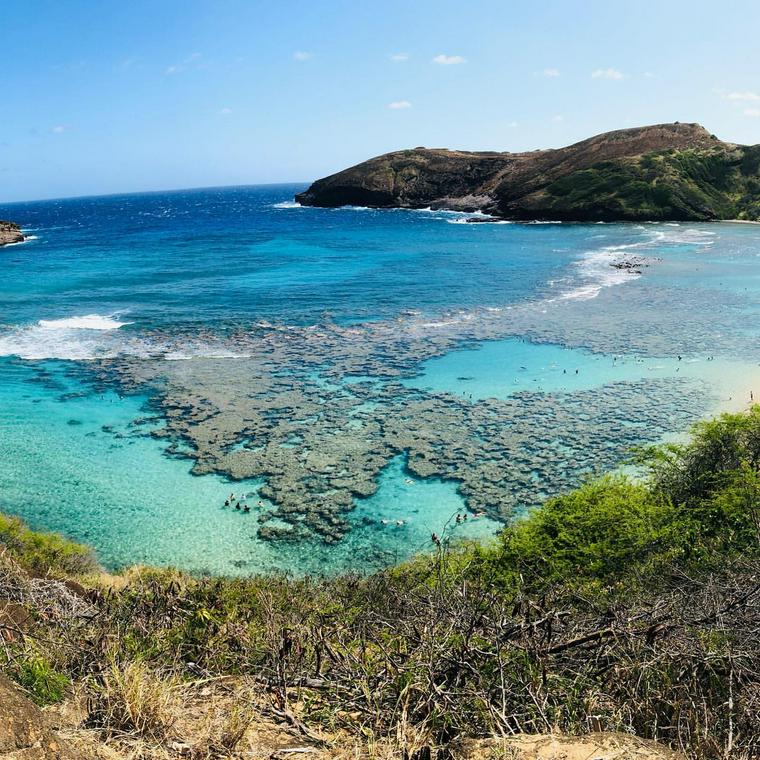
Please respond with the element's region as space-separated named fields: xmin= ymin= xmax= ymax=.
xmin=2 ymin=0 xmax=760 ymax=202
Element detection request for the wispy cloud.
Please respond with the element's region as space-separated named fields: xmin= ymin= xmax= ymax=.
xmin=543 ymin=68 xmax=560 ymax=77
xmin=165 ymin=52 xmax=203 ymax=75
xmin=552 ymin=115 xmax=564 ymax=122
xmin=390 ymin=53 xmax=409 ymax=62
xmin=219 ymin=107 xmax=233 ymax=115
xmin=591 ymin=68 xmax=624 ymax=80
xmin=51 ymin=125 xmax=68 ymax=134
xmin=433 ymin=54 xmax=466 ymax=65
xmin=727 ymin=91 xmax=760 ymax=102
xmin=506 ymin=121 xmax=518 ymax=128
xmin=388 ymin=100 xmax=412 ymax=109
xmin=744 ymin=107 xmax=760 ymax=117
xmin=293 ymin=51 xmax=312 ymax=61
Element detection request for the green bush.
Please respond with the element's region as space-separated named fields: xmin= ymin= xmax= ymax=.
xmin=0 ymin=513 xmax=99 ymax=577
xmin=13 ymin=655 xmax=70 ymax=705
xmin=492 ymin=476 xmax=677 ymax=588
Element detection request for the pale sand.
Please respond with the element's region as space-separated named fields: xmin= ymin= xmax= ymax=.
xmin=700 ymin=358 xmax=760 ymax=414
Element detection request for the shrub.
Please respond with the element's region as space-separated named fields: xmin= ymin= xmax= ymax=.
xmin=494 ymin=476 xmax=675 ymax=588
xmin=0 ymin=514 xmax=99 ymax=577
xmin=13 ymin=654 xmax=70 ymax=705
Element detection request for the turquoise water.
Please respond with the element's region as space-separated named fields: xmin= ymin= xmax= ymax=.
xmin=0 ymin=359 xmax=496 ymax=575
xmin=1 ymin=186 xmax=759 ymax=575
xmin=404 ymin=338 xmax=752 ymax=403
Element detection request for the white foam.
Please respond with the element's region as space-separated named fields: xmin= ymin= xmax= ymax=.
xmin=0 ymin=314 xmax=134 ymax=360
xmin=558 ymin=249 xmax=638 ymax=301
xmin=2 ymin=235 xmax=39 ymax=247
xmin=446 ymin=217 xmax=512 ymax=225
xmin=37 ymin=314 xmax=132 ymax=330
xmin=272 ymin=201 xmax=302 ymax=209
xmin=551 ymin=225 xmax=717 ymax=303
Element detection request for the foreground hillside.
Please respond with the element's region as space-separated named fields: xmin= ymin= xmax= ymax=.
xmin=296 ymin=122 xmax=760 ymax=221
xmin=0 ymin=408 xmax=759 ymax=758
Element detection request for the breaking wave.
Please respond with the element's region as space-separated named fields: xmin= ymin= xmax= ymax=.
xmin=0 ymin=314 xmax=134 ymax=360
xmin=37 ymin=314 xmax=132 ymax=330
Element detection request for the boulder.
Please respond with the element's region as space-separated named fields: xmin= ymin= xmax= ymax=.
xmin=0 ymin=221 xmax=24 ymax=247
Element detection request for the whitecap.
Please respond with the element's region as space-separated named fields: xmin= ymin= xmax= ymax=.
xmin=0 ymin=314 xmax=135 ymax=361
xmin=37 ymin=314 xmax=132 ymax=330
xmin=272 ymin=201 xmax=302 ymax=209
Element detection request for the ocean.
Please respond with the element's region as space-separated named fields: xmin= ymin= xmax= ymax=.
xmin=1 ymin=184 xmax=759 ymax=575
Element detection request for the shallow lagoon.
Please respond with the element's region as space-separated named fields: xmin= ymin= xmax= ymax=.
xmin=0 ymin=359 xmax=497 ymax=575
xmin=404 ymin=337 xmax=757 ymax=408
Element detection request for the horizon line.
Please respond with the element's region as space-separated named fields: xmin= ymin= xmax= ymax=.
xmin=0 ymin=180 xmax=310 ymax=208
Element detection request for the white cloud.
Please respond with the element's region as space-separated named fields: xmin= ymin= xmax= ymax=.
xmin=433 ymin=54 xmax=466 ymax=65
xmin=552 ymin=115 xmax=564 ymax=122
xmin=219 ymin=107 xmax=233 ymax=115
xmin=744 ymin=107 xmax=760 ymax=117
xmin=506 ymin=121 xmax=518 ymax=128
xmin=643 ymin=71 xmax=656 ymax=78
xmin=165 ymin=64 xmax=181 ymax=75
xmin=728 ymin=91 xmax=760 ymax=102
xmin=591 ymin=68 xmax=624 ymax=80
xmin=293 ymin=51 xmax=312 ymax=61
xmin=51 ymin=125 xmax=68 ymax=134
xmin=543 ymin=68 xmax=560 ymax=77
xmin=390 ymin=53 xmax=409 ymax=62
xmin=388 ymin=100 xmax=412 ymax=109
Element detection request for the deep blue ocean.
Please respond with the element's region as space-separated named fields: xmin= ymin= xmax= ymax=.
xmin=1 ymin=184 xmax=759 ymax=575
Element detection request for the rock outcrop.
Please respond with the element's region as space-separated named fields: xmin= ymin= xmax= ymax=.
xmin=0 ymin=674 xmax=81 ymax=759
xmin=0 ymin=221 xmax=24 ymax=246
xmin=296 ymin=122 xmax=760 ymax=221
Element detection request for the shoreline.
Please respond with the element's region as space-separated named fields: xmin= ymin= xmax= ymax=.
xmin=710 ymin=360 xmax=760 ymax=414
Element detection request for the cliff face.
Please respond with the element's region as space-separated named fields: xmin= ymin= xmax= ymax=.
xmin=0 ymin=220 xmax=24 ymax=246
xmin=296 ymin=123 xmax=760 ymax=221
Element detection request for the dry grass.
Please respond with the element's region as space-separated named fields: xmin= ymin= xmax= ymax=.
xmin=87 ymin=661 xmax=180 ymax=742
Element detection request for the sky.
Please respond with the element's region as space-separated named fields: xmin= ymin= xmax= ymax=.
xmin=2 ymin=0 xmax=760 ymax=202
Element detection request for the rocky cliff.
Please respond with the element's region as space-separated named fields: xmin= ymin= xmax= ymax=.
xmin=0 ymin=221 xmax=24 ymax=246
xmin=296 ymin=122 xmax=760 ymax=221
